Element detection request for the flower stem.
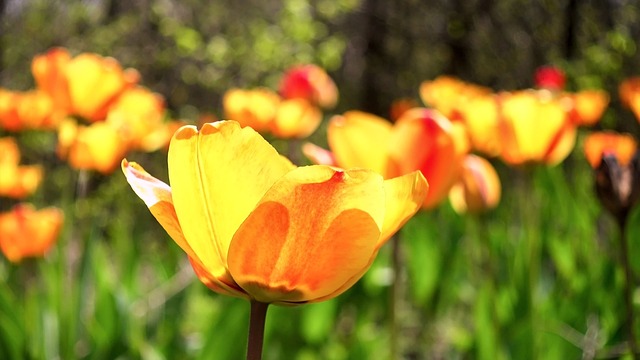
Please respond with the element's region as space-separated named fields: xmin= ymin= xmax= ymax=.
xmin=618 ymin=216 xmax=638 ymax=359
xmin=389 ymin=234 xmax=402 ymax=360
xmin=246 ymin=301 xmax=269 ymax=360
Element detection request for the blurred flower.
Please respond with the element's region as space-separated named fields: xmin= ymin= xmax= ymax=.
xmin=564 ymin=90 xmax=609 ymax=126
xmin=104 ymin=86 xmax=167 ymax=151
xmin=498 ymin=90 xmax=576 ymax=166
xmin=224 ymin=88 xmax=323 ymax=139
xmin=0 ymin=89 xmax=62 ymax=131
xmin=419 ymin=76 xmax=491 ymax=120
xmin=271 ymin=98 xmax=322 ymax=139
xmin=454 ymin=93 xmax=502 ymax=157
xmin=306 ymin=108 xmax=468 ymax=209
xmin=449 ymin=154 xmax=501 ymax=214
xmin=0 ymin=137 xmax=43 ymax=199
xmin=32 ymin=47 xmax=139 ymax=122
xmin=619 ymin=77 xmax=640 ymax=121
xmin=534 ymin=66 xmax=566 ymax=90
xmin=279 ymin=64 xmax=338 ymax=109
xmin=0 ymin=203 xmax=64 ymax=263
xmin=123 ymin=120 xmax=427 ymax=304
xmin=223 ymin=88 xmax=280 ymax=133
xmin=584 ymin=131 xmax=640 ymax=220
xmin=57 ymin=119 xmax=128 ymax=174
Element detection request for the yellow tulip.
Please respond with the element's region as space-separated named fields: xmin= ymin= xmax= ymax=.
xmin=123 ymin=120 xmax=427 ymax=304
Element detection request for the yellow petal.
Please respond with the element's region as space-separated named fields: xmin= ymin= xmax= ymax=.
xmin=328 ymin=111 xmax=392 ymax=175
xmin=227 ymin=165 xmax=385 ymax=304
xmin=122 ymin=159 xmax=245 ymax=297
xmin=168 ymin=121 xmax=294 ymax=285
xmin=379 ymin=171 xmax=428 ymax=246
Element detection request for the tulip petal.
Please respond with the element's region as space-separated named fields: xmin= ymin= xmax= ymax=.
xmin=168 ymin=121 xmax=294 ymax=285
xmin=389 ymin=108 xmax=465 ymax=208
xmin=379 ymin=171 xmax=429 ymax=246
xmin=328 ymin=111 xmax=392 ymax=175
xmin=122 ymin=159 xmax=246 ymax=297
xmin=227 ymin=166 xmax=385 ymax=303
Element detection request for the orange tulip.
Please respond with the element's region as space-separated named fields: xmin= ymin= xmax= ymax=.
xmin=223 ymin=88 xmax=280 ymax=133
xmin=564 ymin=90 xmax=609 ymax=126
xmin=584 ymin=132 xmax=637 ymax=169
xmin=0 ymin=203 xmax=64 ymax=263
xmin=0 ymin=137 xmax=43 ymax=199
xmin=498 ymin=90 xmax=576 ymax=166
xmin=0 ymin=90 xmax=63 ymax=131
xmin=279 ymin=64 xmax=338 ymax=109
xmin=583 ymin=131 xmax=640 ymax=220
xmin=57 ymin=120 xmax=128 ymax=174
xmin=32 ymin=47 xmax=73 ymax=113
xmin=32 ymin=47 xmax=139 ymax=122
xmin=122 ymin=120 xmax=427 ymax=304
xmin=309 ymin=109 xmax=467 ymax=209
xmin=0 ymin=89 xmax=21 ymax=131
xmin=619 ymin=77 xmax=640 ymax=121
xmin=449 ymin=155 xmax=501 ymax=214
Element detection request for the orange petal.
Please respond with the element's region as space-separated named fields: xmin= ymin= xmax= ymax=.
xmin=227 ymin=165 xmax=385 ymax=304
xmin=0 ymin=204 xmax=63 ymax=262
xmin=328 ymin=111 xmax=392 ymax=175
xmin=583 ymin=131 xmax=638 ymax=168
xmin=168 ymin=121 xmax=294 ymax=286
xmin=389 ymin=108 xmax=466 ymax=208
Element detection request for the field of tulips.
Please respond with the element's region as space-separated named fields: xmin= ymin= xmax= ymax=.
xmin=1 ymin=43 xmax=640 ymax=360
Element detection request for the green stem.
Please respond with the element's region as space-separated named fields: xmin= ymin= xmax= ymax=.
xmin=618 ymin=216 xmax=638 ymax=359
xmin=246 ymin=301 xmax=269 ymax=360
xmin=389 ymin=234 xmax=402 ymax=360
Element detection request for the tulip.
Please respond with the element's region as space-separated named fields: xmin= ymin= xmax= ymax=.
xmin=584 ymin=131 xmax=640 ymax=220
xmin=454 ymin=93 xmax=502 ymax=157
xmin=619 ymin=77 xmax=640 ymax=121
xmin=311 ymin=109 xmax=467 ymax=209
xmin=498 ymin=90 xmax=576 ymax=166
xmin=0 ymin=89 xmax=21 ymax=131
xmin=270 ymin=98 xmax=322 ymax=139
xmin=565 ymin=90 xmax=609 ymax=126
xmin=419 ymin=76 xmax=490 ymax=120
xmin=584 ymin=131 xmax=640 ymax=356
xmin=534 ymin=66 xmax=566 ymax=91
xmin=57 ymin=120 xmax=128 ymax=174
xmin=449 ymin=155 xmax=501 ymax=214
xmin=122 ymin=120 xmax=428 ymax=305
xmin=279 ymin=64 xmax=338 ymax=109
xmin=223 ymin=88 xmax=280 ymax=133
xmin=0 ymin=137 xmax=43 ymax=199
xmin=32 ymin=47 xmax=139 ymax=122
xmin=105 ymin=86 xmax=167 ymax=151
xmin=0 ymin=203 xmax=64 ymax=263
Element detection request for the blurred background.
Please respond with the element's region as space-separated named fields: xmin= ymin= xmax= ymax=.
xmin=2 ymin=1 xmax=640 ymax=359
